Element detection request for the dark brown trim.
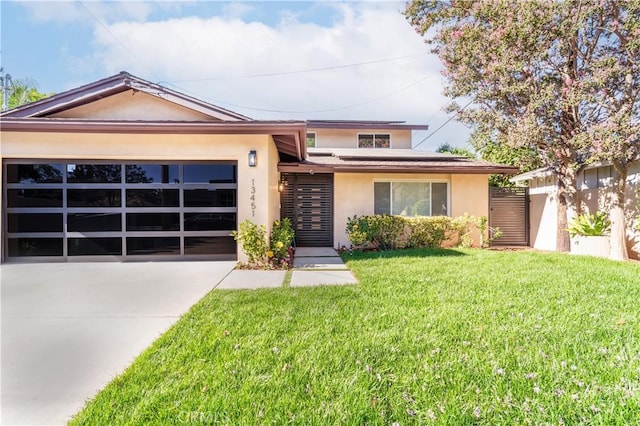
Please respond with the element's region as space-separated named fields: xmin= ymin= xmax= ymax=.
xmin=307 ymin=121 xmax=429 ymax=131
xmin=278 ymin=162 xmax=519 ymax=175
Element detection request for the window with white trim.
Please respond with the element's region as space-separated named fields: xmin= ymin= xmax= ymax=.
xmin=374 ymin=181 xmax=449 ymax=216
xmin=358 ymin=133 xmax=390 ymax=148
xmin=306 ymin=132 xmax=316 ymax=148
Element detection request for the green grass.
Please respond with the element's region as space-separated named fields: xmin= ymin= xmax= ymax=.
xmin=70 ymin=249 xmax=640 ymax=425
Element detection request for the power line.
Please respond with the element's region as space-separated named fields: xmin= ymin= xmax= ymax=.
xmin=413 ymin=99 xmax=473 ymax=149
xmin=163 ymin=54 xmax=426 ymax=83
xmin=164 ymin=72 xmax=436 ymax=114
xmin=78 ymin=1 xmax=162 ymax=83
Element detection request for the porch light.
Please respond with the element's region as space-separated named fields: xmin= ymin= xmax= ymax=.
xmin=248 ymin=150 xmax=257 ymax=167
xmin=278 ymin=179 xmax=288 ymax=192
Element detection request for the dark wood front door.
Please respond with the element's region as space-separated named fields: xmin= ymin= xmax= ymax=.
xmin=281 ymin=173 xmax=333 ymax=247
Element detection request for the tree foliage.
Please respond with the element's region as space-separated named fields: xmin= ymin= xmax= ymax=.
xmin=435 ymin=142 xmax=475 ymax=158
xmin=2 ymin=77 xmax=50 ymax=110
xmin=405 ymin=0 xmax=640 ymax=256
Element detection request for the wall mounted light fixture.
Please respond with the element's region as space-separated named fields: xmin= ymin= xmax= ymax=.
xmin=278 ymin=179 xmax=288 ymax=192
xmin=248 ymin=150 xmax=257 ymax=167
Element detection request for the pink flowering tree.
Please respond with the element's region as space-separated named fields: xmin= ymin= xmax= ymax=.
xmin=405 ymin=0 xmax=640 ymax=256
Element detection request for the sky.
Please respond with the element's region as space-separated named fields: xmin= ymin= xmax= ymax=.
xmin=1 ymin=1 xmax=473 ymax=151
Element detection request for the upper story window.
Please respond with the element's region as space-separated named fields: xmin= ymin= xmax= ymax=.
xmin=306 ymin=132 xmax=316 ymax=148
xmin=358 ymin=133 xmax=390 ymax=148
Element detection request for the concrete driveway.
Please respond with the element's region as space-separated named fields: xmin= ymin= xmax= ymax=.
xmin=1 ymin=261 xmax=235 ymax=426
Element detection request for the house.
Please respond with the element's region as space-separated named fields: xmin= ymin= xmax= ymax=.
xmin=0 ymin=72 xmax=518 ymax=262
xmin=511 ymin=162 xmax=640 ymax=259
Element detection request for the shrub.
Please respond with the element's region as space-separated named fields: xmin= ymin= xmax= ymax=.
xmin=346 ymin=214 xmax=490 ymax=251
xmin=231 ymin=220 xmax=268 ymax=266
xmin=270 ymin=218 xmax=295 ymax=268
xmin=567 ymin=212 xmax=611 ymax=237
xmin=346 ymin=215 xmax=405 ymax=250
xmin=405 ymin=216 xmax=451 ymax=248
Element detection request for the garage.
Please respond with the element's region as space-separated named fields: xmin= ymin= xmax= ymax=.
xmin=4 ymin=161 xmax=238 ymax=261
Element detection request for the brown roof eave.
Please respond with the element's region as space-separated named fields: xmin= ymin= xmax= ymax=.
xmin=307 ymin=122 xmax=429 ymax=131
xmin=279 ymin=162 xmax=520 ymax=175
xmin=0 ymin=119 xmax=306 ymax=134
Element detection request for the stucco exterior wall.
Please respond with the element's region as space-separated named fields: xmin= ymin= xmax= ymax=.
xmin=333 ymin=172 xmax=489 ymax=248
xmin=49 ymin=90 xmax=217 ymax=121
xmin=0 ymin=131 xmax=279 ymax=262
xmin=310 ymin=128 xmax=412 ymax=149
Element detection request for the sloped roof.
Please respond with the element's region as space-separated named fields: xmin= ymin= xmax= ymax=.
xmin=0 ymin=71 xmax=251 ymax=121
xmin=280 ymin=148 xmax=519 ymax=174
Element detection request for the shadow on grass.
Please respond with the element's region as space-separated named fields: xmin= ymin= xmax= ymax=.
xmin=341 ymin=247 xmax=468 ymax=261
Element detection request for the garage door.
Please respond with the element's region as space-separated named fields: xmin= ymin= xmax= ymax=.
xmin=4 ymin=161 xmax=237 ymax=261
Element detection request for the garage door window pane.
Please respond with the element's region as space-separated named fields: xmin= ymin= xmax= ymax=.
xmin=184 ymin=164 xmax=236 ymax=183
xmin=7 ymin=189 xmax=63 ymax=208
xmin=68 ymin=213 xmax=122 ymax=232
xmin=127 ymin=213 xmax=180 ymax=231
xmin=184 ymin=213 xmax=236 ymax=231
xmin=126 ymin=189 xmax=180 ymax=207
xmin=127 ymin=237 xmax=180 ymax=255
xmin=68 ymin=238 xmax=122 ymax=256
xmin=7 ymin=164 xmax=64 ymax=183
xmin=126 ymin=164 xmax=179 ymax=184
xmin=67 ymin=189 xmax=122 ymax=207
xmin=8 ymin=213 xmax=63 ymax=233
xmin=185 ymin=237 xmax=237 ymax=255
xmin=67 ymin=164 xmax=121 ymax=183
xmin=8 ymin=238 xmax=63 ymax=256
xmin=184 ymin=189 xmax=236 ymax=207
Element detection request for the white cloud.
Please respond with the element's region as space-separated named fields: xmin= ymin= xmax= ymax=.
xmin=85 ymin=2 xmax=470 ymax=150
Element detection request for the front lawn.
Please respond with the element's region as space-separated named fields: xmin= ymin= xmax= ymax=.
xmin=71 ymin=249 xmax=640 ymax=425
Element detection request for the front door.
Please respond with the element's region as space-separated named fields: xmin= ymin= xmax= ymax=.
xmin=280 ymin=173 xmax=333 ymax=247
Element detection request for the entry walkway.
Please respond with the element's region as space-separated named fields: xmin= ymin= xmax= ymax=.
xmin=215 ymin=247 xmax=358 ymax=289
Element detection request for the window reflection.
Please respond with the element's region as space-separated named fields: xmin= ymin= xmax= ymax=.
xmin=183 ymin=164 xmax=236 ymax=183
xmin=126 ymin=165 xmax=179 ymax=184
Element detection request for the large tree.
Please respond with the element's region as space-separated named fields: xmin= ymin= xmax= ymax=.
xmin=405 ymin=0 xmax=640 ymax=255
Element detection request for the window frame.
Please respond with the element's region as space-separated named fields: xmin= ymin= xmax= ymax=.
xmin=357 ymin=133 xmax=392 ymax=149
xmin=306 ymin=132 xmax=316 ymax=148
xmin=373 ymin=179 xmax=450 ymax=217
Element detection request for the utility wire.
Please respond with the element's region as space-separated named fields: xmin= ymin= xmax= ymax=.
xmin=163 ymin=54 xmax=426 ymax=82
xmin=78 ymin=1 xmax=162 ymax=83
xmin=164 ymin=72 xmax=436 ymax=114
xmin=413 ymin=99 xmax=473 ymax=149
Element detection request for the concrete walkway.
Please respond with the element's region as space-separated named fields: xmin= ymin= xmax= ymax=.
xmin=216 ymin=247 xmax=358 ymax=289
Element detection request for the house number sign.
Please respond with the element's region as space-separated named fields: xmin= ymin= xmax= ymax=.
xmin=251 ymin=178 xmax=256 ymax=217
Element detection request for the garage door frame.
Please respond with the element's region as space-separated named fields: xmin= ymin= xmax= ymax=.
xmin=3 ymin=159 xmax=238 ymax=262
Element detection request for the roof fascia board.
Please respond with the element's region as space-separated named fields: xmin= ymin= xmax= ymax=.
xmin=307 ymin=122 xmax=429 ymax=131
xmin=278 ymin=163 xmax=519 ymax=175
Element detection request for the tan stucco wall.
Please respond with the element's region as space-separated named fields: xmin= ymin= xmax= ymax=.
xmin=0 ymin=131 xmax=280 ymax=262
xmin=310 ymin=128 xmax=412 ymax=149
xmin=50 ymin=91 xmax=217 ymax=121
xmin=333 ymin=173 xmax=489 ymax=248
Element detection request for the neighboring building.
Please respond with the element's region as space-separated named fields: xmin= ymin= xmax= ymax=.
xmin=0 ymin=72 xmax=517 ymax=262
xmin=511 ymin=162 xmax=640 ymax=259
